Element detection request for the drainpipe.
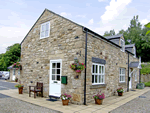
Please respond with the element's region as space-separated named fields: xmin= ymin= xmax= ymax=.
xmin=139 ymin=69 xmax=141 ymax=83
xmin=84 ymin=28 xmax=88 ymax=105
xmin=127 ymin=52 xmax=129 ymax=92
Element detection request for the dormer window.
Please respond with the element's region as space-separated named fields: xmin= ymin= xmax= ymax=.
xmin=40 ymin=21 xmax=50 ymax=39
xmin=120 ymin=39 xmax=125 ymax=52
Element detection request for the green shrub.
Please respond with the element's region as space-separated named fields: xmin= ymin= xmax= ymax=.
xmin=141 ymin=64 xmax=150 ymax=74
xmin=144 ymin=81 xmax=150 ymax=87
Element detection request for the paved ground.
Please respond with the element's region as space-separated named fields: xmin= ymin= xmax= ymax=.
xmin=110 ymin=90 xmax=150 ymax=113
xmin=0 ymin=80 xmax=61 ymax=113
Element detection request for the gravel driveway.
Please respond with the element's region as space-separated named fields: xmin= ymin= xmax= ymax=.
xmin=0 ymin=94 xmax=61 ymax=113
xmin=110 ymin=90 xmax=150 ymax=113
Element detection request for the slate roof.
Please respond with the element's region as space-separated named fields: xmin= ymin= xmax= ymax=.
xmin=105 ymin=34 xmax=123 ymax=40
xmin=129 ymin=62 xmax=141 ymax=69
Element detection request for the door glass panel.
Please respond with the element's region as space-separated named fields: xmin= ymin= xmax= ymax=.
xmin=57 ymin=69 xmax=60 ymax=74
xmin=57 ymin=63 xmax=60 ymax=68
xmin=52 ymin=75 xmax=55 ymax=80
xmin=52 ymin=63 xmax=56 ymax=68
xmin=57 ymin=75 xmax=60 ymax=81
xmin=52 ymin=69 xmax=55 ymax=74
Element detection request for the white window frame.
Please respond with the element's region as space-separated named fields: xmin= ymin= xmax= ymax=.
xmin=119 ymin=68 xmax=125 ymax=83
xmin=40 ymin=21 xmax=50 ymax=39
xmin=92 ymin=63 xmax=105 ymax=85
xmin=120 ymin=39 xmax=125 ymax=52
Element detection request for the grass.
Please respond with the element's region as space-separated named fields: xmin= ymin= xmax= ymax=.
xmin=144 ymin=81 xmax=150 ymax=87
xmin=141 ymin=64 xmax=150 ymax=74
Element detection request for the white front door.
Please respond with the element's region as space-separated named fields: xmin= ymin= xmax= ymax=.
xmin=129 ymin=69 xmax=132 ymax=89
xmin=49 ymin=59 xmax=62 ymax=97
xmin=12 ymin=69 xmax=15 ymax=81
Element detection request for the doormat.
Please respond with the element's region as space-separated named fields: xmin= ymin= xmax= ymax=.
xmin=130 ymin=89 xmax=136 ymax=91
xmin=46 ymin=98 xmax=58 ymax=102
xmin=139 ymin=96 xmax=146 ymax=98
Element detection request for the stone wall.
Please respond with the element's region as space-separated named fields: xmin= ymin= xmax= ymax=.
xmin=82 ymin=33 xmax=139 ymax=103
xmin=20 ymin=9 xmax=85 ymax=104
xmin=141 ymin=74 xmax=150 ymax=83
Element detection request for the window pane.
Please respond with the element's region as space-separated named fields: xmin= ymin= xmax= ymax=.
xmin=99 ymin=66 xmax=101 ymax=74
xmin=102 ymin=66 xmax=104 ymax=74
xmin=57 ymin=63 xmax=60 ymax=68
xmin=99 ymin=75 xmax=101 ymax=83
xmin=41 ymin=32 xmax=44 ymax=37
xmin=42 ymin=25 xmax=45 ymax=31
xmin=46 ymin=23 xmax=49 ymax=30
xmin=120 ymin=76 xmax=121 ymax=81
xmin=52 ymin=69 xmax=55 ymax=74
xmin=52 ymin=75 xmax=55 ymax=80
xmin=57 ymin=75 xmax=60 ymax=81
xmin=120 ymin=68 xmax=121 ymax=74
xmin=45 ymin=31 xmax=49 ymax=37
xmin=102 ymin=75 xmax=104 ymax=83
xmin=96 ymin=65 xmax=98 ymax=73
xmin=95 ymin=75 xmax=98 ymax=83
xmin=52 ymin=63 xmax=56 ymax=68
xmin=92 ymin=65 xmax=95 ymax=73
xmin=57 ymin=69 xmax=60 ymax=74
xmin=92 ymin=75 xmax=94 ymax=83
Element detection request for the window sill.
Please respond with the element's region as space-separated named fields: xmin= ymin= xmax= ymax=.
xmin=119 ymin=82 xmax=126 ymax=85
xmin=90 ymin=84 xmax=107 ymax=89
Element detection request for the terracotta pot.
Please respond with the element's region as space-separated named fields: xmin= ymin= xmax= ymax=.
xmin=62 ymin=99 xmax=69 ymax=105
xmin=96 ymin=99 xmax=103 ymax=105
xmin=18 ymin=87 xmax=23 ymax=94
xmin=94 ymin=98 xmax=98 ymax=104
xmin=118 ymin=92 xmax=123 ymax=96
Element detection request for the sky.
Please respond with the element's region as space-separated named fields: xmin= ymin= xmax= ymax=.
xmin=0 ymin=0 xmax=150 ymax=54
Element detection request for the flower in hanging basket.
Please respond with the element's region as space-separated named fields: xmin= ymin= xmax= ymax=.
xmin=12 ymin=62 xmax=21 ymax=69
xmin=70 ymin=59 xmax=85 ymax=73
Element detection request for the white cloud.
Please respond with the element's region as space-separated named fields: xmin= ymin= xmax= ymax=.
xmin=141 ymin=19 xmax=149 ymax=25
xmin=60 ymin=12 xmax=71 ymax=17
xmin=98 ymin=0 xmax=107 ymax=2
xmin=88 ymin=19 xmax=94 ymax=25
xmin=76 ymin=15 xmax=86 ymax=18
xmin=86 ymin=3 xmax=91 ymax=7
xmin=101 ymin=0 xmax=132 ymax=24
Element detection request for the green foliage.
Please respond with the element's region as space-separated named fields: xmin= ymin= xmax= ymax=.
xmin=103 ymin=15 xmax=150 ymax=62
xmin=141 ymin=64 xmax=150 ymax=74
xmin=0 ymin=43 xmax=21 ymax=71
xmin=145 ymin=22 xmax=150 ymax=35
xmin=144 ymin=81 xmax=150 ymax=87
xmin=104 ymin=29 xmax=115 ymax=36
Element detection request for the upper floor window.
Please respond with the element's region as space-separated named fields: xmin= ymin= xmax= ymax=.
xmin=40 ymin=21 xmax=50 ymax=39
xmin=119 ymin=68 xmax=125 ymax=82
xmin=120 ymin=39 xmax=125 ymax=52
xmin=92 ymin=63 xmax=105 ymax=84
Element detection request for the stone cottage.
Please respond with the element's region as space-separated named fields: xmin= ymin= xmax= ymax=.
xmin=19 ymin=8 xmax=141 ymax=104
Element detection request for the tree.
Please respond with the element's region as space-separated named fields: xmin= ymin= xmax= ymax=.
xmin=104 ymin=29 xmax=115 ymax=36
xmin=0 ymin=43 xmax=21 ymax=71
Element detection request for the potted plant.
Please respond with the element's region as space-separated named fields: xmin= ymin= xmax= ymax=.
xmin=60 ymin=93 xmax=71 ymax=105
xmin=70 ymin=59 xmax=86 ymax=73
xmin=93 ymin=91 xmax=105 ymax=105
xmin=15 ymin=77 xmax=18 ymax=82
xmin=15 ymin=84 xmax=24 ymax=94
xmin=116 ymin=87 xmax=124 ymax=96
